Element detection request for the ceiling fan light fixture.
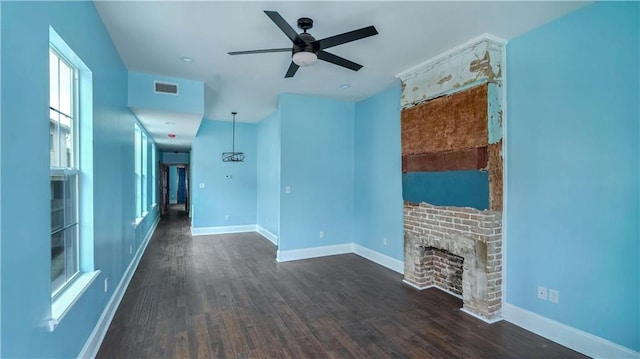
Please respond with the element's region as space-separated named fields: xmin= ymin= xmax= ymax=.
xmin=292 ymin=51 xmax=318 ymax=66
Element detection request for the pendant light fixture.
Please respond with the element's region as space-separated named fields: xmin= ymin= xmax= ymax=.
xmin=222 ymin=111 xmax=245 ymax=162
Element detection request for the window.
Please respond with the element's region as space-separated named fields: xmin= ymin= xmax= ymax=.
xmin=135 ymin=125 xmax=153 ymax=218
xmin=142 ymin=133 xmax=148 ymax=213
xmin=134 ymin=124 xmax=142 ymax=218
xmin=151 ymin=143 xmax=156 ymax=206
xmin=50 ymin=48 xmax=79 ymax=295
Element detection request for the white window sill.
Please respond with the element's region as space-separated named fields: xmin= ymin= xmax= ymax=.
xmin=50 ymin=270 xmax=101 ymax=331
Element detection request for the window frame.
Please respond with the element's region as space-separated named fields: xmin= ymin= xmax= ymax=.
xmin=48 ymin=27 xmax=100 ymax=329
xmin=142 ymin=132 xmax=148 ymax=214
xmin=49 ymin=47 xmax=81 ymax=298
xmin=134 ymin=124 xmax=142 ymax=219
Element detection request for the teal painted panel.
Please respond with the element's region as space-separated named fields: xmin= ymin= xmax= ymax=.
xmin=402 ymin=171 xmax=489 ymax=210
xmin=507 ymin=1 xmax=639 ymax=351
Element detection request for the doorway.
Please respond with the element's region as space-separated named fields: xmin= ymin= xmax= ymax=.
xmin=160 ymin=163 xmax=189 ymax=216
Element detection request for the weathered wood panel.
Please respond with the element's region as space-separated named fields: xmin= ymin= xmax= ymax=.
xmin=401 ymin=84 xmax=488 ymax=156
xmin=402 ymin=147 xmax=487 ymax=172
xmin=488 ymin=140 xmax=503 ymax=211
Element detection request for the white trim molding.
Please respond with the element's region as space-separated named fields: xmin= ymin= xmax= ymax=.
xmin=256 ymin=226 xmax=278 ymax=246
xmin=191 ymin=224 xmax=256 ymax=236
xmin=460 ymin=308 xmax=502 ymax=324
xmin=402 ymin=281 xmax=502 ymax=324
xmin=504 ymin=303 xmax=640 ymax=359
xmin=395 ymin=33 xmax=507 ymax=79
xmin=78 ymin=215 xmax=160 ymax=359
xmin=352 ymin=244 xmax=404 ymax=274
xmin=277 ymin=243 xmax=353 ymax=262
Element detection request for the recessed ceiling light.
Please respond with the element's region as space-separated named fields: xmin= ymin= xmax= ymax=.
xmin=180 ymin=56 xmax=194 ymax=63
xmin=339 ymin=84 xmax=351 ymax=89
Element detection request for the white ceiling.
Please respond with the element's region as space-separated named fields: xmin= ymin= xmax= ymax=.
xmin=94 ymin=1 xmax=588 ymax=152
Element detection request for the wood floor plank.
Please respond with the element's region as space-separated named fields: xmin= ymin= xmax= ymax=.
xmin=96 ymin=205 xmax=589 ymax=359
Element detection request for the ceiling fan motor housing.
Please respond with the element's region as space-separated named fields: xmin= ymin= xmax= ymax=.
xmin=293 ymin=32 xmax=319 ymax=55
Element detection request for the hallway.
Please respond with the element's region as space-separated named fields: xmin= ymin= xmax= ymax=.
xmin=96 ymin=207 xmax=585 ymax=359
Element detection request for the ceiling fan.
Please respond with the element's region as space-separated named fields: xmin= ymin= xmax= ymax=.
xmin=228 ymin=11 xmax=378 ymax=78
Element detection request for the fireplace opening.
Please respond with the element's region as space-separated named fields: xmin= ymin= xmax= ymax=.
xmin=422 ymin=247 xmax=464 ymax=296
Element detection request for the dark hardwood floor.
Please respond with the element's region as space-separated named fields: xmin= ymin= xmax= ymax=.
xmin=97 ymin=206 xmax=588 ymax=359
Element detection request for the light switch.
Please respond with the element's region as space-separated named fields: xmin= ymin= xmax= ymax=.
xmin=285 ymin=186 xmax=291 ymax=193
xmin=199 ymin=183 xmax=205 ymax=189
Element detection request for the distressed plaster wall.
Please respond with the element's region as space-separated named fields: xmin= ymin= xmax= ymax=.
xmin=399 ymin=38 xmax=503 ymax=109
xmin=397 ymin=36 xmax=505 ymax=211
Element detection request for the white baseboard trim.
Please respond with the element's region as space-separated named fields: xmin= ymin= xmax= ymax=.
xmin=403 ymin=282 xmax=502 ymax=324
xmin=427 ymin=284 xmax=464 ymax=300
xmin=78 ymin=215 xmax=160 ymax=359
xmin=256 ymin=225 xmax=278 ymax=246
xmin=460 ymin=308 xmax=502 ymax=324
xmin=277 ymin=243 xmax=353 ymax=262
xmin=503 ymin=303 xmax=640 ymax=359
xmin=352 ymin=244 xmax=404 ymax=274
xmin=403 ymin=279 xmax=428 ymax=290
xmin=191 ymin=224 xmax=257 ymax=236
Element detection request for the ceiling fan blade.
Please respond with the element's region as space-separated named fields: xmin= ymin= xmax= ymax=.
xmin=228 ymin=48 xmax=291 ymax=55
xmin=264 ymin=11 xmax=305 ymax=46
xmin=313 ymin=26 xmax=378 ymax=50
xmin=285 ymin=62 xmax=299 ymax=78
xmin=317 ymin=50 xmax=363 ymax=71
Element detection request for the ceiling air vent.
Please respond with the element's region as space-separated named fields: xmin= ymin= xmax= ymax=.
xmin=154 ymin=81 xmax=178 ymax=95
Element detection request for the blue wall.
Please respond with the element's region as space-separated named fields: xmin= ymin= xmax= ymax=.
xmin=191 ymin=119 xmax=257 ymax=228
xmin=162 ymin=151 xmax=189 ymax=164
xmin=278 ymin=94 xmax=355 ymax=252
xmin=0 ymin=2 xmax=159 ymax=358
xmin=354 ymin=84 xmax=404 ymax=260
xmin=257 ymin=111 xmax=281 ymax=238
xmin=128 ymin=71 xmax=204 ymax=114
xmin=507 ymin=1 xmax=639 ymax=351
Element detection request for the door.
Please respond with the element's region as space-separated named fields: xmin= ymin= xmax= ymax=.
xmin=177 ymin=167 xmax=186 ymax=204
xmin=160 ymin=164 xmax=169 ymax=216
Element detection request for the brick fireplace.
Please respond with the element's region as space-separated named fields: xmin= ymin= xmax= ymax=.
xmin=403 ymin=202 xmax=502 ymax=321
xmin=396 ymin=36 xmax=505 ymax=322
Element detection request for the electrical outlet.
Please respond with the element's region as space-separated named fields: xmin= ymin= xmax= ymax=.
xmin=225 ymin=215 xmax=230 ymax=221
xmin=225 ymin=174 xmax=232 ymax=179
xmin=199 ymin=183 xmax=205 ymax=189
xmin=383 ymin=237 xmax=388 ymax=245
xmin=537 ymin=286 xmax=547 ymax=300
xmin=285 ymin=186 xmax=291 ymax=194
xmin=104 ymin=278 xmax=109 ymax=293
xmin=319 ymin=231 xmax=324 ymax=238
xmin=549 ymin=289 xmax=559 ymax=303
